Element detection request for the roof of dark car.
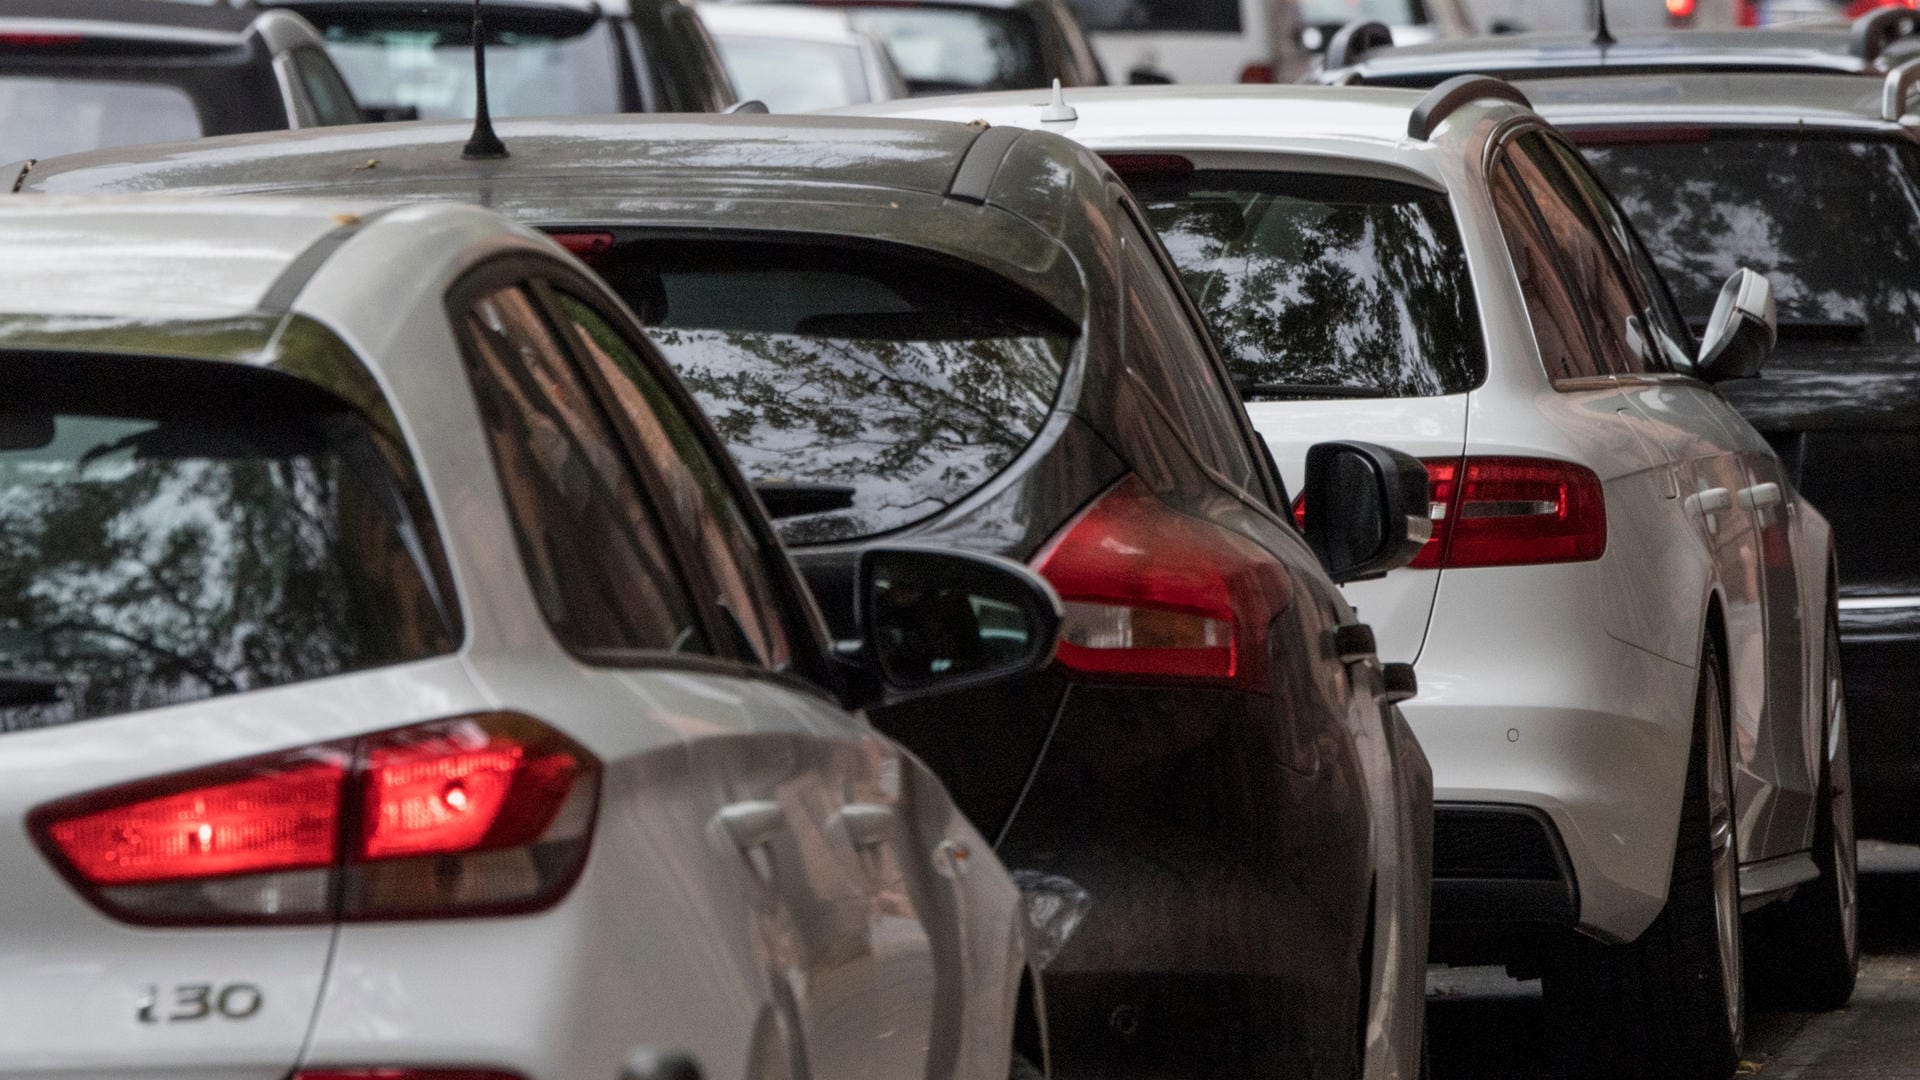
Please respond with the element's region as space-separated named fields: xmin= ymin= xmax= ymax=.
xmin=1331 ymin=27 xmax=1877 ymax=85
xmin=0 ymin=0 xmax=264 ymax=33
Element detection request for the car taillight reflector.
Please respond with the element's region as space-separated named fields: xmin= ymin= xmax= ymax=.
xmin=31 ymin=713 xmax=598 ymax=927
xmin=549 ymin=230 xmax=615 ymax=263
xmin=1034 ymin=475 xmax=1290 ymax=688
xmin=1419 ymin=456 xmax=1605 ymax=568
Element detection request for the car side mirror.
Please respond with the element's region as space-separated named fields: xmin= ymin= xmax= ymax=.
xmin=838 ymin=545 xmax=1063 ymax=710
xmin=1300 ymin=440 xmax=1430 ymax=583
xmin=1128 ymin=66 xmax=1175 ymax=84
xmin=1697 ymin=268 xmax=1776 ymax=383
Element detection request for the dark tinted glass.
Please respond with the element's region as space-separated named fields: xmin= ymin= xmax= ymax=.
xmin=0 ymin=354 xmax=457 ymax=734
xmin=1067 ymin=0 xmax=1241 ymax=31
xmin=0 ymin=76 xmax=202 ymax=159
xmin=714 ymin=36 xmax=870 ymax=110
xmin=1136 ymin=170 xmax=1485 ymax=399
xmin=843 ymin=7 xmax=1048 ymax=91
xmin=312 ymin=8 xmax=619 ymax=119
xmin=458 ymin=284 xmax=709 ymax=657
xmin=556 ymin=293 xmax=795 ymax=671
xmin=1583 ymin=135 xmax=1920 ymax=346
xmin=600 ymin=241 xmax=1072 ymax=546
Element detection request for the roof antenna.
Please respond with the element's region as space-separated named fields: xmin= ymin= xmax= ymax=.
xmin=461 ymin=0 xmax=507 ymax=160
xmin=1591 ymin=0 xmax=1617 ymax=47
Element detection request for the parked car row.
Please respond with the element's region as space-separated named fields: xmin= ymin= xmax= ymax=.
xmin=1 ymin=3 xmax=1906 ymax=1080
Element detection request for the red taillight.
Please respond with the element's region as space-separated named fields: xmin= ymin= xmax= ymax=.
xmin=1665 ymin=0 xmax=1697 ymax=20
xmin=31 ymin=713 xmax=598 ymax=926
xmin=0 ymin=32 xmax=83 ymax=45
xmin=1100 ymin=153 xmax=1196 ymax=182
xmin=1034 ymin=475 xmax=1290 ymax=688
xmin=549 ymin=230 xmax=615 ymax=263
xmin=1238 ymin=62 xmax=1276 ymax=83
xmin=1419 ymin=456 xmax=1605 ymax=569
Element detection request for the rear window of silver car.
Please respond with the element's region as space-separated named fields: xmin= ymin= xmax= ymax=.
xmin=0 ymin=352 xmax=459 ymax=734
xmin=1133 ymin=170 xmax=1487 ymax=400
xmin=0 ymin=76 xmax=203 ymax=159
xmin=842 ymin=6 xmax=1047 ymax=92
xmin=596 ymin=239 xmax=1072 ymax=545
xmin=1581 ymin=133 xmax=1920 ymax=346
xmin=713 ymin=35 xmax=872 ymax=110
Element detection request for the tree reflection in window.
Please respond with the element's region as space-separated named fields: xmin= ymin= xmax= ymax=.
xmin=1581 ymin=137 xmax=1920 ymax=346
xmin=1135 ymin=171 xmax=1486 ymax=399
xmin=605 ymin=244 xmax=1072 ymax=546
xmin=0 ymin=356 xmax=455 ymax=733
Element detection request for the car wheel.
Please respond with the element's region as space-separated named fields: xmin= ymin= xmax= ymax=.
xmin=1542 ymin=633 xmax=1742 ymax=1080
xmin=1754 ymin=606 xmax=1859 ymax=1011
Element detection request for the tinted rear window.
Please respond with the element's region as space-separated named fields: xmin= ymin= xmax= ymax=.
xmin=1301 ymin=0 xmax=1427 ymax=24
xmin=714 ymin=35 xmax=871 ymax=110
xmin=0 ymin=76 xmax=202 ymax=158
xmin=1134 ymin=170 xmax=1486 ymax=399
xmin=1067 ymin=0 xmax=1242 ymax=32
xmin=309 ymin=8 xmax=620 ymax=119
xmin=1582 ymin=135 xmax=1920 ymax=346
xmin=0 ymin=354 xmax=458 ymax=734
xmin=594 ymin=241 xmax=1072 ymax=545
xmin=840 ymin=6 xmax=1048 ymax=91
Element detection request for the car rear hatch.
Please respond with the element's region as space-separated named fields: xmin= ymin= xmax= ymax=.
xmin=0 ymin=347 xmax=470 ymax=1076
xmin=1126 ymin=162 xmax=1484 ymax=663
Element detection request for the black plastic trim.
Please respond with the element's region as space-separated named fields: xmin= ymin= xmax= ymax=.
xmin=1407 ymin=74 xmax=1533 ymax=140
xmin=947 ymin=125 xmax=1026 ymax=206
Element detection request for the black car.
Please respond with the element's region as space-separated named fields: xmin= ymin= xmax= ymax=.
xmin=0 ymin=0 xmax=362 ymax=160
xmin=256 ymin=0 xmax=736 ymax=118
xmin=1313 ymin=6 xmax=1920 ymax=83
xmin=13 ymin=114 xmax=1437 ymax=1080
xmin=716 ymin=0 xmax=1105 ymax=93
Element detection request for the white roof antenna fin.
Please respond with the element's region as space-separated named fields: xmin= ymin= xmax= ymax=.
xmin=1040 ymin=79 xmax=1078 ymax=123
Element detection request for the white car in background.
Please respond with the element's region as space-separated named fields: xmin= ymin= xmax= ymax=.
xmin=0 ymin=196 xmax=1057 ymax=1080
xmin=1062 ymin=0 xmax=1469 ymax=84
xmin=696 ymin=3 xmax=908 ymax=111
xmin=861 ymin=81 xmax=1859 ymax=1080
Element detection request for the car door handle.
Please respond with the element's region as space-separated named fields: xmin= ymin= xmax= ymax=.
xmin=1685 ymin=487 xmax=1732 ymax=536
xmin=717 ymin=800 xmax=787 ymax=852
xmin=1739 ymin=482 xmax=1782 ymax=510
xmin=834 ymin=803 xmax=898 ymax=850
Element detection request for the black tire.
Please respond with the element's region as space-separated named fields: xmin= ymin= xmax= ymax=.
xmin=1755 ymin=606 xmax=1859 ymax=1011
xmin=1541 ymin=634 xmax=1743 ymax=1080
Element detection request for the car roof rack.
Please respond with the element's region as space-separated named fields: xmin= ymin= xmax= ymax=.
xmin=1326 ymin=20 xmax=1395 ymax=69
xmin=1853 ymin=6 xmax=1920 ymax=64
xmin=1883 ymin=56 xmax=1920 ymax=120
xmin=1407 ymin=75 xmax=1532 ymax=141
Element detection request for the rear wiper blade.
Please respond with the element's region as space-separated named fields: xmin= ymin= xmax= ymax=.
xmin=754 ymin=481 xmax=857 ymax=520
xmin=0 ymin=673 xmax=64 ymax=708
xmin=1234 ymin=380 xmax=1391 ymax=399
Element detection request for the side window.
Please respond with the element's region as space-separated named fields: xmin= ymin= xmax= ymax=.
xmin=289 ymin=47 xmax=362 ymax=126
xmin=1544 ymin=138 xmax=1695 ymax=372
xmin=457 ymin=283 xmax=710 ymax=657
xmin=1490 ymin=157 xmax=1602 ymax=383
xmin=1117 ymin=209 xmax=1263 ymax=496
xmin=1503 ymin=134 xmax=1657 ymax=376
xmin=554 ymin=291 xmax=796 ymax=671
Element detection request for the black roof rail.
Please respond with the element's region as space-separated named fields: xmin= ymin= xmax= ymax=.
xmin=946 ymin=125 xmax=1025 ymax=205
xmin=1883 ymin=56 xmax=1920 ymax=119
xmin=724 ymin=100 xmax=770 ymax=114
xmin=1852 ymin=6 xmax=1920 ymax=63
xmin=1326 ymin=20 xmax=1394 ymax=69
xmin=1407 ymin=75 xmax=1532 ymax=141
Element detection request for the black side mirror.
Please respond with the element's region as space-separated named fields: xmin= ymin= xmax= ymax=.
xmin=1300 ymin=440 xmax=1430 ymax=583
xmin=838 ymin=545 xmax=1063 ymax=710
xmin=1128 ymin=66 xmax=1175 ymax=84
xmin=1697 ymin=268 xmax=1776 ymax=383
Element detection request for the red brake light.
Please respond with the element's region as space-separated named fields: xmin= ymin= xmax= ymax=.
xmin=1238 ymin=62 xmax=1276 ymax=83
xmin=549 ymin=230 xmax=615 ymax=263
xmin=1666 ymin=0 xmax=1697 ymax=20
xmin=0 ymin=32 xmax=83 ymax=45
xmin=1100 ymin=154 xmax=1196 ymax=182
xmin=1034 ymin=475 xmax=1290 ymax=688
xmin=31 ymin=713 xmax=599 ymax=926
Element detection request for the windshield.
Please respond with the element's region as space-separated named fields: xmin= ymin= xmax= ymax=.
xmin=1581 ymin=134 xmax=1920 ymax=346
xmin=1133 ymin=170 xmax=1486 ymax=399
xmin=714 ymin=35 xmax=871 ymax=111
xmin=0 ymin=353 xmax=457 ymax=734
xmin=1066 ymin=0 xmax=1241 ymax=31
xmin=0 ymin=76 xmax=203 ymax=159
xmin=842 ymin=6 xmax=1047 ymax=92
xmin=591 ymin=240 xmax=1071 ymax=545
xmin=309 ymin=9 xmax=620 ymax=119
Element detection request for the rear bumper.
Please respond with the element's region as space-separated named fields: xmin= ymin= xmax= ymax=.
xmin=1839 ymin=603 xmax=1920 ymax=841
xmin=1428 ymin=804 xmax=1579 ymax=965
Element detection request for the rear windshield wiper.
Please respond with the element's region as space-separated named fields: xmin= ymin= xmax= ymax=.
xmin=1234 ymin=379 xmax=1392 ymax=400
xmin=754 ymin=481 xmax=857 ymax=520
xmin=0 ymin=673 xmax=64 ymax=709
